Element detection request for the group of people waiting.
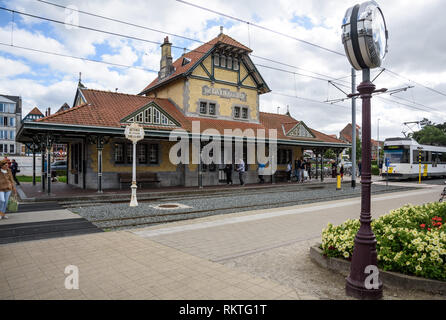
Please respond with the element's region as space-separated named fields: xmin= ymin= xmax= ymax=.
xmin=223 ymin=159 xmax=247 ymax=186
xmin=286 ymin=157 xmax=312 ymax=183
xmin=0 ymin=157 xmax=19 ymax=220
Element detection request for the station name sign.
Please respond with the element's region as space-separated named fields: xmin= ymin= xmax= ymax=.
xmin=202 ymin=85 xmax=247 ymax=102
xmin=125 ymin=122 xmax=145 ymax=143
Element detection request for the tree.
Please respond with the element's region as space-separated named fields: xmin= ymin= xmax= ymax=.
xmin=411 ymin=125 xmax=446 ymax=146
xmin=324 ymin=148 xmax=336 ymax=159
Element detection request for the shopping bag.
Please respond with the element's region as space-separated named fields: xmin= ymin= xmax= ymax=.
xmin=7 ymin=194 xmax=18 ymax=212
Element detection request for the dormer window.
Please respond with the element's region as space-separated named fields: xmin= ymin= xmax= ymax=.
xmin=220 ymin=55 xmax=226 ymax=68
xmin=227 ymin=57 xmax=232 ymax=69
xmin=233 ymin=58 xmax=239 ymax=70
xmin=214 ymin=54 xmax=220 ymax=66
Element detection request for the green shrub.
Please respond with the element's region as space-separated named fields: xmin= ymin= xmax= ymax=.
xmin=321 ymin=202 xmax=446 ymax=281
xmin=371 ymin=165 xmax=379 ymax=175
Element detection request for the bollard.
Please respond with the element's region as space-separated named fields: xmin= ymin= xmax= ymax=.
xmin=336 ymin=174 xmax=341 ymax=190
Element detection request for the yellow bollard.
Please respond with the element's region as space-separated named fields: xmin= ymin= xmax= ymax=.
xmin=336 ymin=174 xmax=341 ymax=190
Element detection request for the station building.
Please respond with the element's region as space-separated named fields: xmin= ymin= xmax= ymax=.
xmin=17 ymin=32 xmax=349 ymax=191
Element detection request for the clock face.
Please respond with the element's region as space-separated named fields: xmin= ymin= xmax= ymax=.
xmin=371 ymin=7 xmax=387 ymax=61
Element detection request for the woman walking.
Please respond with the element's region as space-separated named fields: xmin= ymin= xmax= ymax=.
xmin=0 ymin=159 xmax=17 ymax=219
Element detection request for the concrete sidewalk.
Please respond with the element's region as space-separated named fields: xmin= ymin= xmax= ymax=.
xmin=1 ymin=185 xmax=444 ymax=300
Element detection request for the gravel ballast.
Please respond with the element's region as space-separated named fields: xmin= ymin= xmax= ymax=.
xmin=69 ymin=183 xmax=419 ymax=230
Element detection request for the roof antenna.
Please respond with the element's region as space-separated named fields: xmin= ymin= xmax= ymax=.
xmin=286 ymin=105 xmax=290 ymax=116
xmin=277 ymin=106 xmax=280 ymax=114
xmin=219 ymin=26 xmax=223 ymax=35
xmin=115 ymin=88 xmax=118 ymax=92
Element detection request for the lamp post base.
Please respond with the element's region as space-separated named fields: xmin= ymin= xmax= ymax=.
xmin=130 ymin=183 xmax=138 ymax=207
xmin=346 ymin=280 xmax=383 ymax=300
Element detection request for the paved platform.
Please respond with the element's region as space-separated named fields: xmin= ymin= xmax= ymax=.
xmin=18 ymin=175 xmax=355 ymax=202
xmin=0 ymin=185 xmax=444 ymax=300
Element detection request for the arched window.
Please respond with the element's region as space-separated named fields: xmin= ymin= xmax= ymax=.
xmin=227 ymin=57 xmax=232 ymax=69
xmin=214 ymin=53 xmax=220 ymax=66
xmin=220 ymin=55 xmax=226 ymax=67
xmin=233 ymin=58 xmax=239 ymax=70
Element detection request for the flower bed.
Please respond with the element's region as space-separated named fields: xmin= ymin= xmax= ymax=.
xmin=321 ymin=202 xmax=446 ymax=281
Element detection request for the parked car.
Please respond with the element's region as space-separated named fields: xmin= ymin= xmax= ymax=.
xmin=50 ymin=160 xmax=67 ymax=172
xmin=343 ymin=161 xmax=353 ymax=169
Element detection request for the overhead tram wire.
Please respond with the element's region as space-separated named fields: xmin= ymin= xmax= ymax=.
xmin=35 ymin=0 xmax=352 ymax=85
xmin=176 ymin=0 xmax=446 ymax=101
xmin=2 ymin=6 xmax=440 ymax=115
xmin=270 ymin=92 xmax=350 ymax=110
xmin=0 ymin=42 xmax=159 ymax=73
xmin=382 ymin=69 xmax=446 ymax=98
xmin=176 ymin=0 xmax=346 ymax=57
xmin=0 ymin=5 xmax=350 ymax=89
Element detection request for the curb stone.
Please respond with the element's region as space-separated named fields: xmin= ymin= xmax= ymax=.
xmin=310 ymin=244 xmax=446 ymax=296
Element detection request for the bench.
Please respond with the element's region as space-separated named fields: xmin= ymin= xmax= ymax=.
xmin=118 ymin=172 xmax=160 ymax=189
xmin=274 ymin=170 xmax=290 ymax=182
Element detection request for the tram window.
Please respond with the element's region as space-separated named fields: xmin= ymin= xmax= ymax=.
xmin=384 ymin=146 xmax=409 ymax=163
xmin=441 ymin=152 xmax=446 ymax=164
xmin=432 ymin=152 xmax=441 ymax=164
xmin=412 ymin=150 xmax=432 ymax=164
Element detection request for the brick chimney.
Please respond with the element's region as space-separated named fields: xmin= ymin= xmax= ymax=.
xmin=158 ymin=36 xmax=175 ymax=80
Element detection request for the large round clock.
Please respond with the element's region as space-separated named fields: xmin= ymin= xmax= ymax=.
xmin=342 ymin=1 xmax=389 ymax=70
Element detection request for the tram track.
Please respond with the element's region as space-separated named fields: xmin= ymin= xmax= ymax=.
xmin=59 ymin=183 xmax=328 ymax=208
xmin=84 ymin=186 xmax=417 ymax=230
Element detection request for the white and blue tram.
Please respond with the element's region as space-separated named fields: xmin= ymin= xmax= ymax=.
xmin=382 ymin=137 xmax=446 ymax=180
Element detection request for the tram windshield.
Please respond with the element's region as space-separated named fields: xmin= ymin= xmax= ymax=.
xmin=383 ymin=145 xmax=410 ymax=164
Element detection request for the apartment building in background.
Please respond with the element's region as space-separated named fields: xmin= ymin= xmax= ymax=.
xmin=0 ymin=95 xmax=22 ymax=155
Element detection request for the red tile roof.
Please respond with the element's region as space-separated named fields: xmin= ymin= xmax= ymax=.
xmin=139 ymin=33 xmax=252 ymax=95
xmin=28 ymin=107 xmax=43 ymax=116
xmin=36 ymin=89 xmax=347 ymax=145
xmin=259 ymin=112 xmax=346 ymax=144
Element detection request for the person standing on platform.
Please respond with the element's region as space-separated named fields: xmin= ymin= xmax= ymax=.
xmin=358 ymin=160 xmax=362 ymax=177
xmin=296 ymin=158 xmax=302 ymax=183
xmin=306 ymin=160 xmax=312 ymax=180
xmin=224 ymin=164 xmax=233 ymax=185
xmin=340 ymin=164 xmax=344 ymax=180
xmin=10 ymin=159 xmax=20 ymax=185
xmin=293 ymin=158 xmax=299 ymax=182
xmin=237 ymin=159 xmax=245 ymax=186
xmin=258 ymin=162 xmax=265 ymax=184
xmin=0 ymin=160 xmax=17 ymax=220
xmin=286 ymin=160 xmax=292 ymax=182
xmin=300 ymin=158 xmax=306 ymax=183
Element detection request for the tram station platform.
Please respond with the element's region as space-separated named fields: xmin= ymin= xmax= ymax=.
xmin=17 ymin=175 xmax=363 ymax=203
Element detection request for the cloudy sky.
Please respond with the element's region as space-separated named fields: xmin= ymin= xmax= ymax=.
xmin=0 ymin=0 xmax=445 ymax=140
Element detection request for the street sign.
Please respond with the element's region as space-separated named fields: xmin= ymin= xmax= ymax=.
xmin=124 ymin=122 xmax=145 ymax=207
xmin=385 ymin=157 xmax=390 ymax=167
xmin=125 ymin=122 xmax=145 ymax=143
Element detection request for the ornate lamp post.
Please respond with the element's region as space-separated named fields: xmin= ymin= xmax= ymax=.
xmin=341 ymin=0 xmax=389 ymax=299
